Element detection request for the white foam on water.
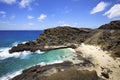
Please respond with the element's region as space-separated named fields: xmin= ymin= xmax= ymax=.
xmin=0 ymin=70 xmax=22 ymax=80
xmin=21 ymin=41 xmax=27 ymax=44
xmin=0 ymin=47 xmax=45 ymax=60
xmin=67 ymin=48 xmax=76 ymax=53
xmin=0 ymin=41 xmax=69 ymax=79
xmin=0 ymin=60 xmax=63 ymax=80
xmin=0 ymin=47 xmax=33 ymax=60
xmin=11 ymin=41 xmax=20 ymax=47
xmin=0 ymin=44 xmax=45 ymax=60
xmin=35 ymin=50 xmax=44 ymax=54
xmin=38 ymin=60 xmax=64 ymax=67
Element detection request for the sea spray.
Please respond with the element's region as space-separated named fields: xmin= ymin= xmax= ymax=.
xmin=0 ymin=47 xmax=33 ymax=60
xmin=0 ymin=47 xmax=73 ymax=79
xmin=11 ymin=41 xmax=20 ymax=47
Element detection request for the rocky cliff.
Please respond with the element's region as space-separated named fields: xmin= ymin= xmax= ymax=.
xmin=10 ymin=20 xmax=120 ymax=80
xmin=9 ymin=27 xmax=92 ymax=53
xmin=9 ymin=20 xmax=120 ymax=57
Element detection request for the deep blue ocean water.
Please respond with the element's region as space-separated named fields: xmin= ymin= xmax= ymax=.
xmin=0 ymin=30 xmax=42 ymax=47
xmin=0 ymin=30 xmax=73 ymax=80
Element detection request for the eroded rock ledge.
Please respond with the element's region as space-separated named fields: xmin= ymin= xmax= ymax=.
xmin=12 ymin=61 xmax=104 ymax=80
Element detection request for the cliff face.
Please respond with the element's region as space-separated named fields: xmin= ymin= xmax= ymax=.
xmin=9 ymin=27 xmax=92 ymax=53
xmin=10 ymin=21 xmax=120 ymax=80
xmin=9 ymin=21 xmax=120 ymax=57
xmin=36 ymin=26 xmax=92 ymax=46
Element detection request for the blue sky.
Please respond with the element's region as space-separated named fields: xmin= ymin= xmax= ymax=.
xmin=0 ymin=0 xmax=120 ymax=30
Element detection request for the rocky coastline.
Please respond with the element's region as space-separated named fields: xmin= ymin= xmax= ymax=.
xmin=9 ymin=20 xmax=120 ymax=57
xmin=12 ymin=61 xmax=103 ymax=80
xmin=10 ymin=20 xmax=120 ymax=80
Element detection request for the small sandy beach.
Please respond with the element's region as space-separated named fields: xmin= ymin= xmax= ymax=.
xmin=74 ymin=43 xmax=120 ymax=80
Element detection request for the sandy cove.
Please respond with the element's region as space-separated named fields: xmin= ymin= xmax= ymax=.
xmin=74 ymin=43 xmax=120 ymax=80
xmin=11 ymin=43 xmax=120 ymax=80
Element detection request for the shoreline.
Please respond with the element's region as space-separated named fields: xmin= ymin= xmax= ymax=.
xmin=0 ymin=47 xmax=75 ymax=80
xmin=11 ymin=43 xmax=120 ymax=80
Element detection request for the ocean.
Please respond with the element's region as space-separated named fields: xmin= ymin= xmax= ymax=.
xmin=0 ymin=30 xmax=73 ymax=80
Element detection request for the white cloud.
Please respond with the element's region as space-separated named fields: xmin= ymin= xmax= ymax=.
xmin=90 ymin=1 xmax=109 ymax=14
xmin=28 ymin=23 xmax=34 ymax=26
xmin=10 ymin=15 xmax=15 ymax=19
xmin=0 ymin=11 xmax=6 ymax=14
xmin=27 ymin=15 xmax=34 ymax=19
xmin=38 ymin=14 xmax=47 ymax=21
xmin=19 ymin=0 xmax=33 ymax=8
xmin=0 ymin=0 xmax=16 ymax=4
xmin=24 ymin=22 xmax=34 ymax=26
xmin=104 ymin=4 xmax=120 ymax=19
xmin=0 ymin=11 xmax=6 ymax=18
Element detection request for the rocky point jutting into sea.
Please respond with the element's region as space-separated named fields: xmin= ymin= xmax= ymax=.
xmin=10 ymin=20 xmax=120 ymax=80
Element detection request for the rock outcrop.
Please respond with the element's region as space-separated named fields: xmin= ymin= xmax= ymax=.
xmin=12 ymin=61 xmax=103 ymax=80
xmin=9 ymin=21 xmax=120 ymax=57
xmin=9 ymin=27 xmax=92 ymax=53
xmin=10 ymin=20 xmax=120 ymax=80
xmin=99 ymin=20 xmax=120 ymax=29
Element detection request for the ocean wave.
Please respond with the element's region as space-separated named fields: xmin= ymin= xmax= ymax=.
xmin=11 ymin=41 xmax=20 ymax=47
xmin=0 ymin=47 xmax=32 ymax=60
xmin=0 ymin=47 xmax=44 ymax=60
xmin=0 ymin=70 xmax=22 ymax=80
xmin=21 ymin=41 xmax=27 ymax=44
xmin=11 ymin=41 xmax=28 ymax=47
xmin=0 ymin=41 xmax=45 ymax=60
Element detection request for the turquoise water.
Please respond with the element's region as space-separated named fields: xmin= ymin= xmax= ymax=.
xmin=0 ymin=31 xmax=73 ymax=79
xmin=0 ymin=48 xmax=72 ymax=78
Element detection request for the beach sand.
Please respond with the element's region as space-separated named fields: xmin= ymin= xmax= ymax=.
xmin=75 ymin=43 xmax=120 ymax=80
